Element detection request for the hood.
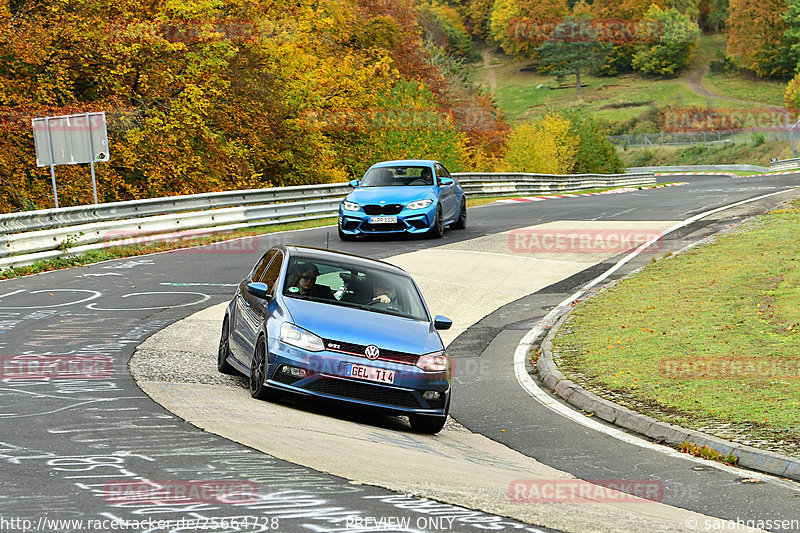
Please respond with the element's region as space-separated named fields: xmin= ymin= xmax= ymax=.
xmin=283 ymin=297 xmax=443 ymax=355
xmin=347 ymin=186 xmax=435 ymax=206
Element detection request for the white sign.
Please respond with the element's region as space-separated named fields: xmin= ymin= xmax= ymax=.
xmin=32 ymin=112 xmax=109 ymax=167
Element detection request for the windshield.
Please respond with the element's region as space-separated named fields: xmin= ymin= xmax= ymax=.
xmin=282 ymin=257 xmax=430 ymax=321
xmin=360 ymin=166 xmax=433 ymax=187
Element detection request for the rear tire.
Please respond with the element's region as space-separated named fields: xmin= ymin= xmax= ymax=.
xmin=249 ymin=338 xmax=280 ymax=402
xmin=451 ymin=199 xmax=467 ymax=230
xmin=217 ymin=316 xmax=237 ymax=375
xmin=427 ymin=205 xmax=444 ymax=239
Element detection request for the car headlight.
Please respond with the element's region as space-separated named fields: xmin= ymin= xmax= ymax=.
xmin=416 ymin=351 xmax=449 ymax=372
xmin=342 ymin=201 xmax=360 ymax=212
xmin=407 ymin=199 xmax=433 ymax=210
xmin=280 ymin=323 xmax=325 ymax=352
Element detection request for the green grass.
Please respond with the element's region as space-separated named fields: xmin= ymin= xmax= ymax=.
xmin=475 ymin=34 xmax=788 ymax=128
xmin=619 ymin=141 xmax=792 ymax=167
xmin=553 ymin=200 xmax=800 ymax=456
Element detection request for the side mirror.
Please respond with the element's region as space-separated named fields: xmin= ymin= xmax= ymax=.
xmin=349 ymin=179 xmax=360 ymax=188
xmin=439 ymin=177 xmax=454 ymax=187
xmin=433 ymin=315 xmax=452 ymax=330
xmin=247 ymin=282 xmax=270 ymax=299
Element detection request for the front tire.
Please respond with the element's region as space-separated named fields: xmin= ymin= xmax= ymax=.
xmin=409 ymin=397 xmax=449 ymax=434
xmin=249 ymin=338 xmax=279 ymax=402
xmin=217 ymin=316 xmax=237 ymax=375
xmin=427 ymin=205 xmax=444 ymax=239
xmin=338 ymin=225 xmax=355 ymax=241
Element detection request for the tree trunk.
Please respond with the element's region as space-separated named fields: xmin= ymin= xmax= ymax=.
xmin=576 ymin=68 xmax=582 ymax=101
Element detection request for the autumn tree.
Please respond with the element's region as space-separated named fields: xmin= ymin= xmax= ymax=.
xmin=536 ymin=17 xmax=611 ymax=100
xmin=728 ymin=0 xmax=795 ymax=77
xmin=631 ymin=5 xmax=700 ymax=76
xmin=490 ymin=0 xmax=569 ymax=58
xmin=502 ymin=112 xmax=577 ymax=174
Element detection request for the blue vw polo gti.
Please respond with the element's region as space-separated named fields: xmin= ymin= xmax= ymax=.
xmin=338 ymin=159 xmax=467 ymax=240
xmin=218 ymin=245 xmax=453 ymax=433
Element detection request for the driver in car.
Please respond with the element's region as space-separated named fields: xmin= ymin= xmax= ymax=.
xmin=371 ymin=277 xmax=396 ymax=305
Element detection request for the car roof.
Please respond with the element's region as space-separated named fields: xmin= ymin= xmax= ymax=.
xmin=282 ymin=245 xmax=410 ymax=276
xmin=370 ymin=160 xmax=439 ymax=168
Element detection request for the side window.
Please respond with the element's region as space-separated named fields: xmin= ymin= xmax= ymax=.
xmin=251 ymin=250 xmax=277 ymax=281
xmin=435 ymin=164 xmax=451 ymax=184
xmin=260 ymin=252 xmax=284 ymax=292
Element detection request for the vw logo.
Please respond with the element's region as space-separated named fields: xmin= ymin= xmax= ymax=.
xmin=364 ymin=345 xmax=380 ymax=360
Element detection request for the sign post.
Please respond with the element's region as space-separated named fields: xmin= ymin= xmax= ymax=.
xmin=32 ymin=112 xmax=110 ymax=207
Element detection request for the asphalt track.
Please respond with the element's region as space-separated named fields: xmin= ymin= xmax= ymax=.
xmin=1 ymin=174 xmax=800 ymax=532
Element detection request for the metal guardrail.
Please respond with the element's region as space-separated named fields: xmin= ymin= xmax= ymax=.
xmin=0 ymin=173 xmax=654 ymax=270
xmin=770 ymin=158 xmax=800 ymax=171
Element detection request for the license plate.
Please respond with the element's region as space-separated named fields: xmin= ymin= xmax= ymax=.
xmin=345 ymin=363 xmax=395 ymax=384
xmin=370 ymin=216 xmax=397 ymax=224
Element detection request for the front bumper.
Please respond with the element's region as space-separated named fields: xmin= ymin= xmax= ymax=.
xmin=338 ymin=206 xmax=436 ymax=236
xmin=264 ymin=340 xmax=450 ymax=415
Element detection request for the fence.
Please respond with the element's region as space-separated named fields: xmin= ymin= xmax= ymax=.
xmin=0 ymin=172 xmax=654 ymax=270
xmin=609 ymin=130 xmax=797 ymax=149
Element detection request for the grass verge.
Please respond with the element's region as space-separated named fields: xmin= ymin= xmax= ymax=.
xmin=619 ymin=141 xmax=791 ymax=167
xmin=553 ymin=199 xmax=800 ymax=458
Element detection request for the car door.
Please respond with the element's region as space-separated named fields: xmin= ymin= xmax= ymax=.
xmin=241 ymin=251 xmax=284 ymax=367
xmin=435 ymin=163 xmax=457 ymax=222
xmin=231 ymin=250 xmax=275 ymax=360
xmin=233 ymin=250 xmax=281 ymax=362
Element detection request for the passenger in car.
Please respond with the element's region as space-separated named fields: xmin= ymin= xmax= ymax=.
xmin=287 ymin=264 xmax=333 ymax=299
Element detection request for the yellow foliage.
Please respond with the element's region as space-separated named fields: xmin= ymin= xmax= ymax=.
xmin=502 ymin=113 xmax=577 ymax=174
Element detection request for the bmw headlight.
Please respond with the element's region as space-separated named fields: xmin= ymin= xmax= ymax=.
xmin=416 ymin=351 xmax=449 ymax=372
xmin=280 ymin=323 xmax=325 ymax=352
xmin=407 ymin=199 xmax=433 ymax=210
xmin=342 ymin=201 xmax=360 ymax=212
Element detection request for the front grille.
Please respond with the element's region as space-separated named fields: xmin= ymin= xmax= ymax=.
xmin=341 ymin=219 xmax=360 ymax=230
xmin=305 ymin=377 xmax=420 ymax=408
xmin=363 ymin=204 xmax=403 ymax=215
xmin=323 ymin=339 xmax=420 ymax=365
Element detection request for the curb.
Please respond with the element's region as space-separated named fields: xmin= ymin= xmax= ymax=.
xmin=535 ymin=297 xmax=800 ymax=482
xmin=654 ymin=171 xmax=800 ymax=178
xmin=503 ymin=182 xmax=688 ymax=203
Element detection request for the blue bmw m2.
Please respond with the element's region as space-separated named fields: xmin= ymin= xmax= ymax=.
xmin=218 ymin=245 xmax=453 ymax=433
xmin=337 ymin=159 xmax=466 ymax=240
